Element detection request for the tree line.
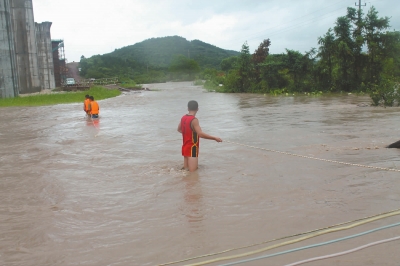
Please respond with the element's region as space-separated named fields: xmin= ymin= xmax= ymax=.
xmin=206 ymin=6 xmax=400 ymax=106
xmin=79 ymin=53 xmax=201 ymax=84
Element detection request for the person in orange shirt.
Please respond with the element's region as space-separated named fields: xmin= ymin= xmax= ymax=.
xmin=83 ymin=94 xmax=91 ymax=116
xmin=88 ymin=96 xmax=100 ymax=119
xmin=177 ymin=100 xmax=222 ymax=172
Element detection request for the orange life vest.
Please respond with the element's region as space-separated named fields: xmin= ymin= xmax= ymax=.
xmin=90 ymin=101 xmax=99 ymax=115
xmin=84 ymin=98 xmax=90 ymax=111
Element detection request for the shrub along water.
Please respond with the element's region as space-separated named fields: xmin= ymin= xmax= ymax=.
xmin=0 ymin=86 xmax=121 ymax=108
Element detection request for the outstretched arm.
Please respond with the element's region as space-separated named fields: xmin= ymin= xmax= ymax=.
xmin=192 ymin=119 xmax=222 ymax=142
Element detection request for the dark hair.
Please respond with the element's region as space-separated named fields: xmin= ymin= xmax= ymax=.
xmin=90 ymin=96 xmax=94 ymax=101
xmin=187 ymin=100 xmax=198 ymax=111
xmin=85 ymin=94 xmax=90 ymax=98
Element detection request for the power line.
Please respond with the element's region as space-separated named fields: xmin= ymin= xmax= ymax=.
xmin=251 ymin=6 xmax=346 ymax=40
xmin=242 ymin=0 xmax=349 ymax=40
xmin=223 ymin=2 xmax=353 ymax=51
xmin=227 ymin=4 xmax=349 ymax=50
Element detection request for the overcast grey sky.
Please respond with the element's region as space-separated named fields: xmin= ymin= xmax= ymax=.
xmin=33 ymin=0 xmax=400 ymax=62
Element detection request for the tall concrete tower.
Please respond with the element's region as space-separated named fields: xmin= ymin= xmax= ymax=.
xmin=0 ymin=0 xmax=19 ymax=98
xmin=10 ymin=0 xmax=41 ymax=94
xmin=36 ymin=22 xmax=55 ymax=90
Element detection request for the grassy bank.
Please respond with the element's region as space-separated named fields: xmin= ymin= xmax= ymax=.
xmin=0 ymin=86 xmax=121 ymax=108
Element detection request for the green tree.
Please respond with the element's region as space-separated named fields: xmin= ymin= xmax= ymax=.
xmin=236 ymin=42 xmax=253 ymax=92
xmin=334 ymin=15 xmax=355 ymax=91
xmin=224 ymin=69 xmax=241 ymax=93
xmin=364 ymin=6 xmax=390 ymax=83
xmin=318 ymin=28 xmax=336 ymax=89
xmin=259 ymin=54 xmax=288 ymax=91
xmin=346 ymin=7 xmax=365 ymax=85
xmin=284 ymin=50 xmax=306 ymax=91
xmin=380 ymin=31 xmax=400 ymax=79
xmin=252 ymin=39 xmax=271 ymax=86
xmin=168 ymin=54 xmax=200 ymax=80
xmin=220 ymin=56 xmax=238 ymax=73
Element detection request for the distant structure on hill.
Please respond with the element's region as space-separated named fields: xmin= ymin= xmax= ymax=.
xmin=0 ymin=0 xmax=67 ymax=98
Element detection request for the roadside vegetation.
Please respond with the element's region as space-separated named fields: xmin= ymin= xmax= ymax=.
xmin=0 ymin=86 xmax=121 ymax=108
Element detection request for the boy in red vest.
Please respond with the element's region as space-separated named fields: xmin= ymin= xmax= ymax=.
xmin=177 ymin=100 xmax=222 ymax=172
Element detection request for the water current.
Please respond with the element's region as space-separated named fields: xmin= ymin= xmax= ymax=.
xmin=0 ymin=82 xmax=399 ymax=265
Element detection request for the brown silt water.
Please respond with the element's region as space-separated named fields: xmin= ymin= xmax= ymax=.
xmin=1 ymin=82 xmax=399 ymax=266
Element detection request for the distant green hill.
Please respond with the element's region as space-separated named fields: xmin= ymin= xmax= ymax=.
xmin=109 ymin=36 xmax=239 ymax=68
xmin=79 ymin=36 xmax=239 ymax=83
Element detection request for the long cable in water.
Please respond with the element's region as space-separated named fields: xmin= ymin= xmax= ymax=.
xmin=219 ymin=223 xmax=400 ymax=266
xmin=285 ymin=235 xmax=400 ymax=266
xmin=158 ymin=208 xmax=400 ymax=266
xmin=225 ymin=140 xmax=400 ymax=172
xmin=185 ymin=210 xmax=400 ymax=266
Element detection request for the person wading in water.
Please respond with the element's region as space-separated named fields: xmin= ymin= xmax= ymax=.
xmin=88 ymin=96 xmax=100 ymax=119
xmin=83 ymin=94 xmax=91 ymax=116
xmin=177 ymin=100 xmax=222 ymax=172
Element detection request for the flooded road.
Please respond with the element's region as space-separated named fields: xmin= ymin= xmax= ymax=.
xmin=0 ymin=81 xmax=399 ymax=265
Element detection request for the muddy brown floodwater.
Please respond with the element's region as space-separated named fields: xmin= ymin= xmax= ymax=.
xmin=0 ymin=82 xmax=400 ymax=266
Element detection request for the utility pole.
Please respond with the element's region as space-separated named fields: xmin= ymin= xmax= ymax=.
xmin=355 ymin=0 xmax=366 ymax=21
xmin=354 ymin=0 xmax=366 ymax=84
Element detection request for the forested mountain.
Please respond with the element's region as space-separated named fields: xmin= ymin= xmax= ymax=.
xmin=109 ymin=36 xmax=239 ymax=68
xmin=79 ymin=36 xmax=239 ymax=83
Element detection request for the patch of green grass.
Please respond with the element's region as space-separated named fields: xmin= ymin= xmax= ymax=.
xmin=203 ymin=80 xmax=225 ymax=92
xmin=118 ymin=78 xmax=141 ymax=89
xmin=0 ymin=86 xmax=121 ymax=108
xmin=193 ymin=79 xmax=205 ymax=86
xmin=119 ymin=82 xmax=142 ymax=89
xmin=120 ymin=83 xmax=141 ymax=89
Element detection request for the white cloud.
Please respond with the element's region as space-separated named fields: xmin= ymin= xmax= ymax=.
xmin=31 ymin=0 xmax=400 ymax=62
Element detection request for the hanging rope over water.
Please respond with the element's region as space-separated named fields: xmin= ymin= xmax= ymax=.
xmin=158 ymin=208 xmax=400 ymax=266
xmin=225 ymin=140 xmax=400 ymax=173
